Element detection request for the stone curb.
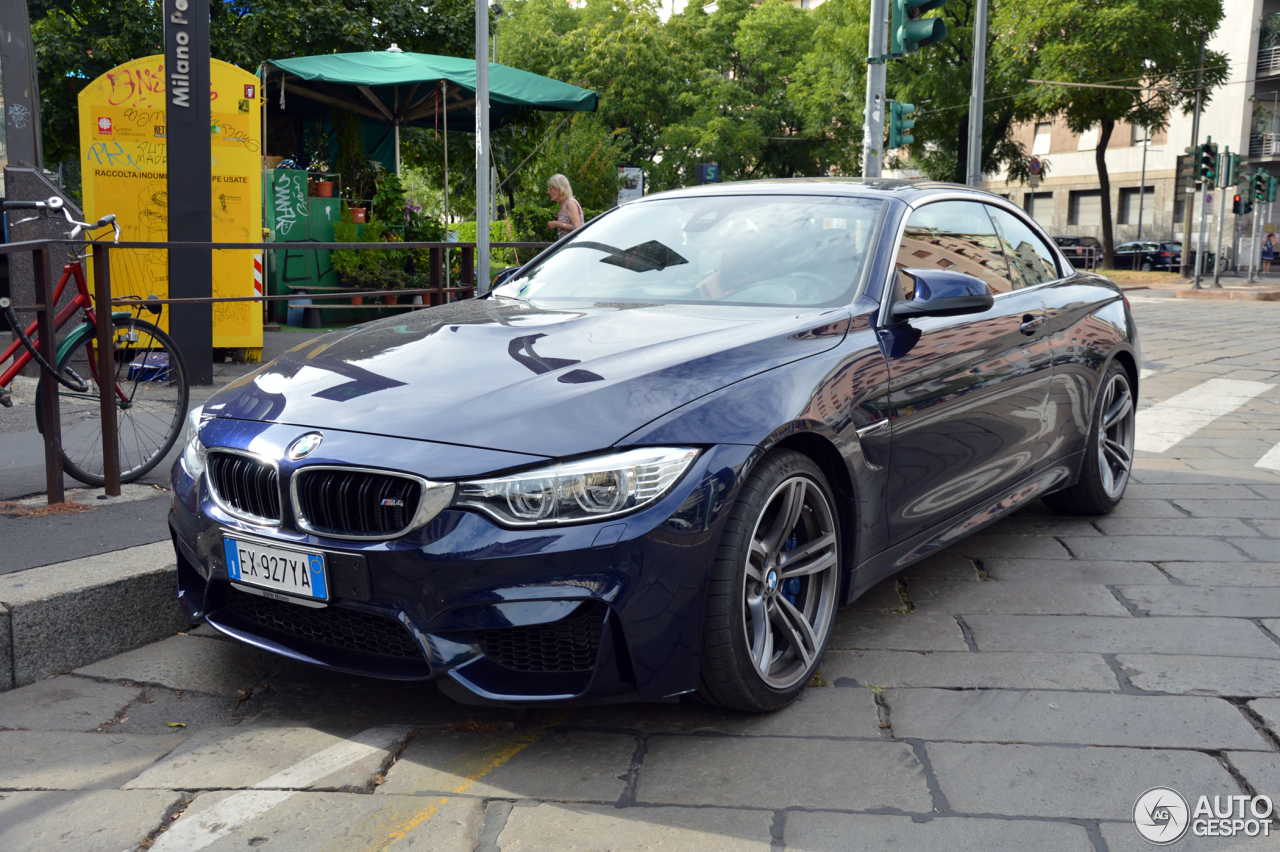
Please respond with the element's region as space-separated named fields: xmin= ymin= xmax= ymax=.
xmin=1174 ymin=287 xmax=1280 ymax=301
xmin=0 ymin=542 xmax=189 ymax=690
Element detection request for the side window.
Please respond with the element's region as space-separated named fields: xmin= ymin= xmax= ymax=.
xmin=987 ymin=206 xmax=1062 ymax=288
xmin=895 ymin=201 xmax=1012 ymax=299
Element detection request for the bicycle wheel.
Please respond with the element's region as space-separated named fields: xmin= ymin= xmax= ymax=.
xmin=52 ymin=315 xmax=189 ymax=485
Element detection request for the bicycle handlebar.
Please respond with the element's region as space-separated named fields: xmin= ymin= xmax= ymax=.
xmin=4 ymin=196 xmax=119 ymax=242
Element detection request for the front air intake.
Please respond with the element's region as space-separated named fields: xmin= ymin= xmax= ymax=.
xmin=207 ymin=451 xmax=281 ymax=524
xmin=293 ymin=467 xmax=424 ymax=538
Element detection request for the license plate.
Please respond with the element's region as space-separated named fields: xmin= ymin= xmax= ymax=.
xmin=224 ymin=537 xmax=328 ymax=601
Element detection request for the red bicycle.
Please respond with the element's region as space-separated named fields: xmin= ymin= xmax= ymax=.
xmin=1 ymin=197 xmax=189 ymax=485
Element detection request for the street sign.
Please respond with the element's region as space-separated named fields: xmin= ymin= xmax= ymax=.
xmin=694 ymin=164 xmax=720 ymax=185
xmin=1205 ymin=193 xmax=1213 ymax=206
xmin=1028 ymin=157 xmax=1042 ymax=176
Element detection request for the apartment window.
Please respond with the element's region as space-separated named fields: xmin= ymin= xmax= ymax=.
xmin=1068 ymin=190 xmax=1102 ymax=227
xmin=1024 ymin=191 xmax=1054 ymax=225
xmin=1131 ymin=124 xmax=1149 ymax=145
xmin=1077 ymin=125 xmax=1100 ymax=151
xmin=1118 ymin=187 xmax=1155 ymax=224
xmin=1032 ymin=123 xmax=1052 ymax=156
xmin=1175 ymin=196 xmax=1186 ymax=224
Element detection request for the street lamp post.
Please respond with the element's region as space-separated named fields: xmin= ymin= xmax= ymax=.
xmin=476 ymin=0 xmax=490 ymax=293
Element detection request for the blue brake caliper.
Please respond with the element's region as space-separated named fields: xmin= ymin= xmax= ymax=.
xmin=782 ymin=535 xmax=801 ymax=606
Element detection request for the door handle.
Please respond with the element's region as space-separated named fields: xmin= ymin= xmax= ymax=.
xmin=1020 ymin=314 xmax=1045 ymax=335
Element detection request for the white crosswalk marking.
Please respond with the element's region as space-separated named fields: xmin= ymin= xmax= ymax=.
xmin=1135 ymin=379 xmax=1274 ymax=454
xmin=1140 ymin=368 xmax=1157 ymax=380
xmin=1258 ymin=444 xmax=1280 ymax=472
xmin=147 ymin=726 xmax=409 ymax=852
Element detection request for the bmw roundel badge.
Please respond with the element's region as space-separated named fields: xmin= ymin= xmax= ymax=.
xmin=287 ymin=432 xmax=324 ymax=461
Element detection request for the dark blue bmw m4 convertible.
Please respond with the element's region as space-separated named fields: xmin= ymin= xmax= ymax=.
xmin=169 ymin=180 xmax=1139 ymax=712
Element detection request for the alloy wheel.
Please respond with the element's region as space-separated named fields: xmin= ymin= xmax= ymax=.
xmin=1097 ymin=371 xmax=1135 ymax=499
xmin=741 ymin=476 xmax=839 ymax=690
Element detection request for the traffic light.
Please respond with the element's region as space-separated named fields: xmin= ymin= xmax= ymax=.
xmin=1241 ymin=192 xmax=1254 ymax=215
xmin=1233 ymin=193 xmax=1243 ymax=215
xmin=891 ymin=0 xmax=948 ymax=56
xmin=1224 ymin=153 xmax=1241 ymax=188
xmin=1199 ymin=141 xmax=1217 ymax=183
xmin=1180 ymin=147 xmax=1200 ymax=183
xmin=888 ymin=101 xmax=916 ymax=148
xmin=1255 ymin=172 xmax=1269 ymax=202
xmin=1269 ymin=175 xmax=1278 ymax=204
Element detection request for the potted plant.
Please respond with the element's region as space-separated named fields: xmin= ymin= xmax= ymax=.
xmin=330 ymin=203 xmax=366 ymax=304
xmin=304 ymin=122 xmax=335 ymax=197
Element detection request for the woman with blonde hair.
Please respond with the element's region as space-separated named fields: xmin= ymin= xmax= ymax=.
xmin=546 ymin=174 xmax=584 ymax=236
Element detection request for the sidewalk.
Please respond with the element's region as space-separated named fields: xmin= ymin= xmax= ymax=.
xmin=0 ymin=329 xmax=307 ymax=575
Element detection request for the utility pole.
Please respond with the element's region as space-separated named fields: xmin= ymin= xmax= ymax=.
xmin=862 ymin=0 xmax=889 ymax=178
xmin=965 ymin=0 xmax=989 ymax=187
xmin=475 ymin=0 xmax=490 ymax=293
xmin=1180 ymin=33 xmax=1205 ymax=279
xmin=1212 ymin=149 xmax=1230 ymax=288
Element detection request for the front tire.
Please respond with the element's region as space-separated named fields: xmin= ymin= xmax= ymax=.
xmin=1044 ymin=361 xmax=1135 ymax=516
xmin=697 ymin=450 xmax=841 ymax=712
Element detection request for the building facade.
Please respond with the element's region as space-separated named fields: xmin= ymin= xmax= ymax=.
xmin=984 ymin=0 xmax=1276 ymax=268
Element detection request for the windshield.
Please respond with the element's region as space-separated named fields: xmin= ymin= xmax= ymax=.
xmin=496 ymin=195 xmax=883 ymax=307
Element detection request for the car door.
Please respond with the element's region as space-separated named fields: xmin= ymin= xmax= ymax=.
xmin=880 ymin=200 xmax=1055 ymax=546
xmin=1114 ymin=243 xmax=1138 ymax=270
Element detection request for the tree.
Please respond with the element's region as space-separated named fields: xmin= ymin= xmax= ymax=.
xmin=884 ymin=0 xmax=1039 ymax=183
xmin=31 ymin=0 xmax=479 ymax=170
xmin=1006 ymin=0 xmax=1228 ymax=267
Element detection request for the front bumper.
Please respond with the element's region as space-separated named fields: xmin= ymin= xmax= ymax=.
xmin=170 ymin=419 xmax=754 ymax=703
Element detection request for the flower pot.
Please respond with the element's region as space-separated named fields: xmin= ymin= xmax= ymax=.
xmin=316 ymin=180 xmax=335 ymax=198
xmin=384 ymin=294 xmax=399 ymax=306
xmin=350 ymin=295 xmax=364 ymax=306
xmin=350 ymin=207 xmax=367 ymax=223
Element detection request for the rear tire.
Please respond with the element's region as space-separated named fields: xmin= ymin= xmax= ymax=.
xmin=1140 ymin=262 xmax=1153 ymax=272
xmin=697 ymin=450 xmax=841 ymax=712
xmin=1044 ymin=361 xmax=1134 ymax=516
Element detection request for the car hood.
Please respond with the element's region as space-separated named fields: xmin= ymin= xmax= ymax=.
xmin=207 ymin=297 xmax=849 ymax=458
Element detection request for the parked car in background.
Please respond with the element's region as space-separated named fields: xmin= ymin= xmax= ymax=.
xmin=1054 ymin=236 xmax=1103 ymax=268
xmin=1113 ymin=241 xmax=1178 ymax=271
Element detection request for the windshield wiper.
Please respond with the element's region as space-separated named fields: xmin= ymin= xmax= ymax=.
xmin=568 ymin=240 xmax=689 ymax=273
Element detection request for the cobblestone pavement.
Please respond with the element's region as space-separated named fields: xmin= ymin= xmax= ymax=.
xmin=3 ymin=296 xmax=1280 ymax=851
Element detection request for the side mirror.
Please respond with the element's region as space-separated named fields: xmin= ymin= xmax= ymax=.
xmin=891 ymin=269 xmax=995 ymax=321
xmin=492 ymin=267 xmax=522 ymax=290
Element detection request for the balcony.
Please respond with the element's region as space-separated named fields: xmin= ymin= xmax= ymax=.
xmin=1252 ymin=132 xmax=1280 ymax=158
xmin=1262 ymin=14 xmax=1280 ymax=74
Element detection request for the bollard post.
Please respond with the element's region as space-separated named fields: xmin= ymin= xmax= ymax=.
xmin=430 ymin=247 xmax=443 ymax=306
xmin=93 ymin=244 xmax=121 ymax=496
xmin=33 ymin=247 xmax=64 ymax=504
xmin=460 ymin=246 xmax=474 ymax=300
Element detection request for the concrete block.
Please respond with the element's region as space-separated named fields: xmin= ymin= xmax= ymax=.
xmin=153 ymin=791 xmax=481 ymax=852
xmin=1118 ymin=655 xmax=1280 ymax=697
xmin=1058 ymin=536 xmax=1252 ymax=562
xmin=500 ymin=803 xmax=773 ymax=851
xmin=1095 ymin=517 xmax=1260 ymax=537
xmin=822 ymin=650 xmax=1119 ymax=691
xmin=952 ymin=534 xmax=1072 ymax=560
xmin=1161 ymin=563 xmax=1280 ymax=586
xmin=1248 ymin=699 xmax=1280 ymax=738
xmin=1174 ymin=500 xmax=1280 ymax=519
xmin=379 ymin=729 xmax=634 ymax=801
xmin=965 ymin=615 xmax=1280 ymax=658
xmin=1116 ymin=586 xmax=1280 ymax=618
xmin=126 ymin=724 xmax=412 ymax=791
xmin=981 ymin=558 xmax=1170 ymax=585
xmin=0 ymin=674 xmax=140 ymax=731
xmin=887 ymin=689 xmax=1269 ymax=750
xmin=573 ymin=685 xmax=883 ymax=738
xmin=0 ymin=542 xmax=188 ymax=687
xmin=829 ymin=612 xmax=969 ymax=651
xmin=0 ymin=730 xmax=183 ymax=789
xmin=904 ymin=579 xmax=1130 ymax=616
xmin=1226 ymin=752 xmax=1280 ymax=800
xmin=0 ymin=789 xmax=184 ymax=852
xmin=927 ymin=742 xmax=1239 ymax=819
xmin=1100 ymin=818 xmax=1280 ymax=851
xmin=76 ymin=634 xmax=274 ymax=697
xmin=637 ymin=737 xmax=930 ymax=811
xmin=783 ymin=812 xmax=1094 ymax=851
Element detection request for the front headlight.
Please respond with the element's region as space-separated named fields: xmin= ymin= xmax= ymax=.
xmin=180 ymin=405 xmax=207 ymax=478
xmin=455 ymin=447 xmax=700 ymax=527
